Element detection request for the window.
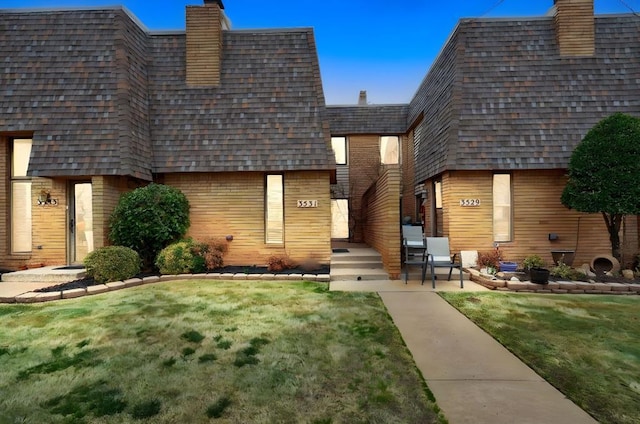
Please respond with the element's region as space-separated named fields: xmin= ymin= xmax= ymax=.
xmin=331 ymin=199 xmax=349 ymax=239
xmin=265 ymin=174 xmax=284 ymax=244
xmin=380 ymin=136 xmax=399 ymax=164
xmin=331 ymin=136 xmax=347 ymax=165
xmin=493 ymin=174 xmax=512 ymax=242
xmin=11 ymin=138 xmax=33 ymax=253
xmin=434 ymin=180 xmax=442 ymax=209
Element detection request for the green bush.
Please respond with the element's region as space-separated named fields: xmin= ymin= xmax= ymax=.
xmin=156 ymin=240 xmax=197 ymax=275
xmin=84 ymin=246 xmax=141 ymax=284
xmin=108 ymin=184 xmax=190 ymax=270
xmin=522 ymin=255 xmax=546 ymax=270
xmin=551 ymin=262 xmax=583 ymax=280
xmin=155 ymin=238 xmax=228 ymax=275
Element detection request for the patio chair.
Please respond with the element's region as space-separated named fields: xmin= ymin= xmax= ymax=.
xmin=424 ymin=237 xmax=464 ymax=288
xmin=402 ymin=225 xmax=426 ymax=283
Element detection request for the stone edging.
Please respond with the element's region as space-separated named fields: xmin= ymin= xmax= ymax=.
xmin=468 ymin=269 xmax=640 ymax=295
xmin=0 ymin=273 xmax=331 ymax=304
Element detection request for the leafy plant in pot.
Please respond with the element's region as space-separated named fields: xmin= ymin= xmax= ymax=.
xmin=523 ymin=254 xmax=549 ymax=284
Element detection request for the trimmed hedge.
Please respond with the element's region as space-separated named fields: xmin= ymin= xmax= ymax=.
xmin=84 ymin=246 xmax=141 ymax=284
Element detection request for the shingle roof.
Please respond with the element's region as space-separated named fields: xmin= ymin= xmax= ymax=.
xmin=0 ymin=8 xmax=334 ymax=177
xmin=0 ymin=8 xmax=153 ymax=180
xmin=326 ymin=105 xmax=409 ymax=135
xmin=411 ymin=14 xmax=640 ymax=182
xmin=148 ymin=28 xmax=335 ymax=173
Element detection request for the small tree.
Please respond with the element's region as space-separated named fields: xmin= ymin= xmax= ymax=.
xmin=109 ymin=183 xmax=190 ymax=270
xmin=561 ymin=113 xmax=640 ymax=260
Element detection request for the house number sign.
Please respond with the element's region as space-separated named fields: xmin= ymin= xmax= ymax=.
xmin=297 ymin=200 xmax=318 ymax=208
xmin=459 ymin=199 xmax=481 ymax=207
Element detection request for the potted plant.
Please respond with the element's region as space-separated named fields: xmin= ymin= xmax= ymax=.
xmin=523 ymin=254 xmax=549 ymax=284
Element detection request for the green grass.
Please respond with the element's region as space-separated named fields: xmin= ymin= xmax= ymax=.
xmin=0 ymin=280 xmax=445 ymax=423
xmin=440 ymin=292 xmax=640 ymax=424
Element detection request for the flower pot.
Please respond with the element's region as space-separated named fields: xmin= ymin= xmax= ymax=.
xmin=529 ymin=267 xmax=550 ymax=284
xmin=499 ymin=261 xmax=518 ymax=272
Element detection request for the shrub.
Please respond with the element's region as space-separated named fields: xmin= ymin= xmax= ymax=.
xmin=477 ymin=250 xmax=502 ymax=270
xmin=192 ymin=238 xmax=228 ymax=271
xmin=109 ymin=184 xmax=190 ymax=270
xmin=522 ymin=254 xmax=546 ymax=271
xmin=267 ymin=254 xmax=295 ymax=272
xmin=155 ymin=240 xmax=197 ymax=275
xmin=84 ymin=246 xmax=141 ymax=284
xmin=551 ymin=262 xmax=583 ymax=280
xmin=155 ymin=238 xmax=228 ymax=275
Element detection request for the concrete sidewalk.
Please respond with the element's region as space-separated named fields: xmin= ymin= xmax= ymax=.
xmin=380 ymin=290 xmax=597 ymax=424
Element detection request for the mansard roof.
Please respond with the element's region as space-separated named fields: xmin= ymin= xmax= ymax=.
xmin=0 ymin=7 xmax=334 ymax=178
xmin=410 ymin=14 xmax=640 ymax=182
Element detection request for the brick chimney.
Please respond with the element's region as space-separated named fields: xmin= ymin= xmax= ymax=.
xmin=186 ymin=0 xmax=229 ymax=87
xmin=553 ymin=0 xmax=595 ymax=57
xmin=358 ymin=90 xmax=367 ymax=105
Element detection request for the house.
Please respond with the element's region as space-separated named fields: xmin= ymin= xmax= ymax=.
xmin=0 ymin=0 xmax=335 ymax=270
xmin=3 ymin=0 xmax=637 ymax=277
xmin=327 ymin=0 xmax=640 ymax=276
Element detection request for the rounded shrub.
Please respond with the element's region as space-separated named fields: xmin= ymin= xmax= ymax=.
xmin=156 ymin=238 xmax=228 ymax=275
xmin=84 ymin=246 xmax=141 ymax=284
xmin=108 ymin=183 xmax=190 ymax=270
xmin=155 ymin=240 xmax=198 ymax=275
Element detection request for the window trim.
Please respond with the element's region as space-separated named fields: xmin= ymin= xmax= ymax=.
xmin=380 ymin=135 xmax=400 ymax=165
xmin=10 ymin=138 xmax=33 ymax=253
xmin=265 ymin=174 xmax=284 ymax=244
xmin=434 ymin=180 xmax=442 ymax=209
xmin=331 ymin=136 xmax=347 ymax=165
xmin=492 ymin=173 xmax=512 ymax=242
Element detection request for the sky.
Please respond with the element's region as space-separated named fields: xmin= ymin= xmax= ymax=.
xmin=2 ymin=0 xmax=638 ymax=104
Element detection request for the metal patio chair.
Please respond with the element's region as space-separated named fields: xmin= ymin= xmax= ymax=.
xmin=402 ymin=225 xmax=426 ymax=283
xmin=424 ymin=237 xmax=464 ymax=288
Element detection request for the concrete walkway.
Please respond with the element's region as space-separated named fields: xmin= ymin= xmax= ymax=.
xmin=332 ymin=279 xmax=597 ymax=424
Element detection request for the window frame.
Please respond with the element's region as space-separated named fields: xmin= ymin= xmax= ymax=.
xmin=380 ymin=135 xmax=400 ymax=165
xmin=265 ymin=174 xmax=284 ymax=244
xmin=492 ymin=173 xmax=512 ymax=242
xmin=10 ymin=138 xmax=33 ymax=253
xmin=434 ymin=180 xmax=443 ymax=209
xmin=331 ymin=136 xmax=347 ymax=165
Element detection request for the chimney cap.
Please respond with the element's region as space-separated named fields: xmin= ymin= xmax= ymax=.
xmin=204 ymin=0 xmax=224 ymax=9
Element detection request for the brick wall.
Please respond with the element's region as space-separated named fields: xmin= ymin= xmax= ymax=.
xmin=347 ymin=135 xmax=382 ymax=242
xmin=362 ymin=168 xmax=402 ymax=278
xmin=186 ymin=2 xmax=223 ymax=87
xmin=435 ymin=169 xmax=626 ymax=268
xmin=164 ymin=170 xmax=332 ymax=266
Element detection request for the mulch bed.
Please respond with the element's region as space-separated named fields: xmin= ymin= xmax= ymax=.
xmin=33 ymin=265 xmax=331 ymax=293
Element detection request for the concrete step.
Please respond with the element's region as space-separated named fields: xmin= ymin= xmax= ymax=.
xmin=330 ymin=260 xmax=384 ymax=270
xmin=1 ymin=266 xmax=86 ymax=283
xmin=330 ymin=267 xmax=390 ymax=281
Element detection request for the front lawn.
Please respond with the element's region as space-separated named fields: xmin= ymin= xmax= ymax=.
xmin=440 ymin=292 xmax=640 ymax=424
xmin=0 ymin=280 xmax=444 ymax=423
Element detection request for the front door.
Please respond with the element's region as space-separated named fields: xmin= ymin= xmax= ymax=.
xmin=69 ymin=182 xmax=93 ymax=264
